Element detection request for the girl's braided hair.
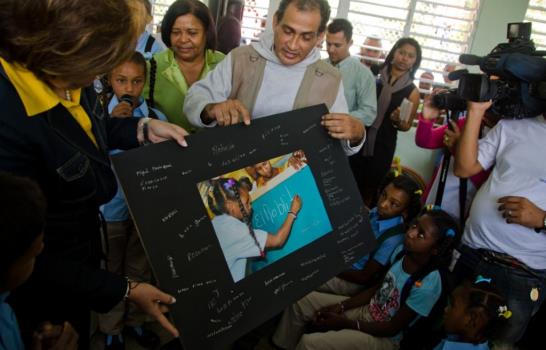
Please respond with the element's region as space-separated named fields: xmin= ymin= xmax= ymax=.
xmin=398 ymin=208 xmax=461 ymax=303
xmin=379 ymin=171 xmax=423 ymax=223
xmin=208 ymin=177 xmax=263 ymax=256
xmin=465 ymin=276 xmax=511 ymax=341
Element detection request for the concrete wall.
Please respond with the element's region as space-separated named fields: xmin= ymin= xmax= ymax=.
xmin=470 ymin=0 xmax=529 ymax=56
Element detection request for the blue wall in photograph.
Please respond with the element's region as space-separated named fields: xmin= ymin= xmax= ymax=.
xmin=250 ymin=165 xmax=332 ymax=272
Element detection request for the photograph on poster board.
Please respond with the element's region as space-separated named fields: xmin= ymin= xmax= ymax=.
xmin=197 ymin=150 xmax=333 ymax=283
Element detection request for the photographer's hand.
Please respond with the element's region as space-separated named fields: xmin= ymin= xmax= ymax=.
xmin=467 ymin=100 xmax=492 ymax=118
xmin=422 ymin=93 xmax=440 ymax=121
xmin=454 ymin=101 xmax=491 ymax=178
xmin=443 ymin=120 xmax=461 ymax=149
xmin=498 ymin=196 xmax=546 ymax=229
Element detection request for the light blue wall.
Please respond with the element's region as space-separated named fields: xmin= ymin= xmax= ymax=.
xmin=470 ymin=0 xmax=530 ymax=56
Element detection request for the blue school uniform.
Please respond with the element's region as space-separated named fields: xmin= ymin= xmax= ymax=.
xmin=433 ymin=335 xmax=490 ymax=350
xmin=136 ymin=31 xmax=166 ymax=60
xmin=368 ymin=245 xmax=442 ymax=341
xmin=0 ymin=292 xmax=23 ymax=350
xmin=352 ymin=207 xmax=404 ymax=269
xmin=100 ymin=97 xmax=167 ymax=222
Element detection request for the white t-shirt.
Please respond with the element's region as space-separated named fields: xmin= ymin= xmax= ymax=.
xmin=212 ymin=214 xmax=268 ymax=282
xmin=463 ymin=116 xmax=546 ymax=269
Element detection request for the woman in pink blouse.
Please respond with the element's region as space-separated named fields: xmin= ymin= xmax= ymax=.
xmin=415 ymin=93 xmax=491 ymax=221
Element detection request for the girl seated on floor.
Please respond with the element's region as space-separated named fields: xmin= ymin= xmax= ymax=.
xmin=318 ymin=172 xmax=423 ymax=297
xmin=435 ymin=275 xmax=513 ymax=350
xmin=273 ymin=207 xmax=460 ymax=350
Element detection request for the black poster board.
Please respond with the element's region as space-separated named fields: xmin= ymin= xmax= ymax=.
xmin=112 ymin=104 xmax=376 ymax=349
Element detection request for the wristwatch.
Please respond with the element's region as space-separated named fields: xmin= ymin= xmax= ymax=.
xmin=536 ymin=213 xmax=546 ymax=233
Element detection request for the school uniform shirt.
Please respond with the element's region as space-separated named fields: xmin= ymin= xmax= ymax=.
xmin=0 ymin=292 xmax=24 ymax=350
xmin=433 ymin=336 xmax=490 ymax=350
xmin=368 ymin=245 xmax=442 ymax=341
xmin=136 ymin=30 xmax=166 ymax=60
xmin=212 ymin=214 xmax=268 ymax=283
xmin=352 ymin=208 xmax=404 ymax=269
xmin=100 ymin=96 xmax=167 ymax=222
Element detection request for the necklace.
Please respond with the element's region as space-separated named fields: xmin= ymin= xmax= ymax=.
xmin=64 ymin=89 xmax=72 ymax=102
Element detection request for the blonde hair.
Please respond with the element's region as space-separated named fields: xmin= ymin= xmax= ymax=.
xmin=0 ymin=0 xmax=148 ymax=85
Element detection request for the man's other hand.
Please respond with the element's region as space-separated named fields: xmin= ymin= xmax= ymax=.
xmin=321 ymin=113 xmax=365 ymax=145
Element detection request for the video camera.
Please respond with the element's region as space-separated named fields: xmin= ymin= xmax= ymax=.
xmin=432 ymin=22 xmax=546 ymax=118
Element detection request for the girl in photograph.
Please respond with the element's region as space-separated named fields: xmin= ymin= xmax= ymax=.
xmin=208 ymin=178 xmax=302 ymax=282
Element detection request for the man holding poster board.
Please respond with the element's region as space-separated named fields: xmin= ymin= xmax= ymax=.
xmin=184 ymin=0 xmax=366 ymax=154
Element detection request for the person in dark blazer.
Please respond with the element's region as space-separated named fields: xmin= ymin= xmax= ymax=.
xmin=0 ymin=0 xmax=188 ymax=347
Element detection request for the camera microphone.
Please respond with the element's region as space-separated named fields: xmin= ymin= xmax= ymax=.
xmin=459 ymin=54 xmax=482 ymax=66
xmin=120 ymin=94 xmax=134 ymax=107
xmin=447 ymin=69 xmax=469 ymax=81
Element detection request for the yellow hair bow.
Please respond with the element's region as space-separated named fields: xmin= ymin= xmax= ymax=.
xmin=498 ymin=306 xmax=512 ymax=319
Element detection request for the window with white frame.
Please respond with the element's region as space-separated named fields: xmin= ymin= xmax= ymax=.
xmin=242 ymin=0 xmax=269 ymax=42
xmin=151 ymin=0 xmax=176 ymax=33
xmin=151 ymin=0 xmax=271 ymax=44
xmin=346 ymin=0 xmax=480 ymax=84
xmin=328 ymin=0 xmax=340 ymax=18
xmin=525 ymin=0 xmax=546 ymax=51
xmin=151 ymin=0 xmax=480 ymax=87
xmin=243 ymin=0 xmax=339 ymax=45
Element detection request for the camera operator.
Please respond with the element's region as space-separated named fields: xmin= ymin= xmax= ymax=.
xmin=453 ymin=99 xmax=546 ymax=344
